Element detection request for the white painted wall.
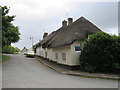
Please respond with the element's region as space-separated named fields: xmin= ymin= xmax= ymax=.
xmin=52 ymin=45 xmax=71 ymax=65
xmin=36 ymin=47 xmax=39 ymax=56
xmin=35 ymin=40 xmax=84 ymax=66
xmin=36 ymin=46 xmax=45 ymax=57
xmin=46 ymin=48 xmax=53 ymax=61
xmin=70 ymin=41 xmax=82 ymax=65
xmin=51 ymin=41 xmax=84 ymax=66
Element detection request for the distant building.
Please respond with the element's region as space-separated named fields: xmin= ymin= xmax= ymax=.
xmin=21 ymin=47 xmax=28 ymax=53
xmin=27 ymin=47 xmax=33 ymax=52
xmin=33 ymin=16 xmax=101 ymax=69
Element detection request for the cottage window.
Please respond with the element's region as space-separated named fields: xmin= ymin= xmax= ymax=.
xmin=75 ymin=46 xmax=81 ymax=51
xmin=62 ymin=53 xmax=66 ymax=61
xmin=45 ymin=52 xmax=47 ymax=58
xmin=55 ymin=53 xmax=58 ymax=59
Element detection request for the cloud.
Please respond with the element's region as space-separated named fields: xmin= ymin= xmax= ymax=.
xmin=2 ymin=0 xmax=68 ymax=19
xmin=68 ymin=2 xmax=118 ymax=34
xmin=1 ymin=0 xmax=119 ymax=49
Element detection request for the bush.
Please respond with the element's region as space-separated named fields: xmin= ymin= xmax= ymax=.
xmin=2 ymin=45 xmax=20 ymax=54
xmin=80 ymin=32 xmax=120 ymax=73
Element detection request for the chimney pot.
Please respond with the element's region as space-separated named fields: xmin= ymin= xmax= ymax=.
xmin=68 ymin=18 xmax=73 ymax=25
xmin=62 ymin=20 xmax=67 ymax=27
xmin=43 ymin=33 xmax=48 ymax=38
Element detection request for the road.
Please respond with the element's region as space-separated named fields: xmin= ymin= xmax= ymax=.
xmin=2 ymin=54 xmax=118 ymax=88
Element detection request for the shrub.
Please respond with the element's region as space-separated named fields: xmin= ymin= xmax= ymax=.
xmin=80 ymin=32 xmax=120 ymax=73
xmin=2 ymin=45 xmax=20 ymax=54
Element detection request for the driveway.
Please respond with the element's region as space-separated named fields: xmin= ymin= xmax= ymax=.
xmin=2 ymin=54 xmax=118 ymax=88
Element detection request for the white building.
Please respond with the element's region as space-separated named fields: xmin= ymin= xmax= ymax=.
xmin=33 ymin=16 xmax=101 ymax=70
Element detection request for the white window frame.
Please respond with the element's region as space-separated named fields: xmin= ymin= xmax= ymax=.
xmin=75 ymin=46 xmax=81 ymax=52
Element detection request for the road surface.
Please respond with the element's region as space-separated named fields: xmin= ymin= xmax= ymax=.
xmin=2 ymin=54 xmax=118 ymax=88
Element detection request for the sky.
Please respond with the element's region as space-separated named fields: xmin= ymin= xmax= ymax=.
xmin=1 ymin=0 xmax=119 ymax=50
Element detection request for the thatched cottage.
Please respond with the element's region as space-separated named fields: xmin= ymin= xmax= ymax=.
xmin=33 ymin=16 xmax=101 ymax=69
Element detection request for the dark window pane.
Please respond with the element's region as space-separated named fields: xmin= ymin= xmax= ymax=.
xmin=75 ymin=46 xmax=81 ymax=51
xmin=55 ymin=53 xmax=58 ymax=59
xmin=62 ymin=53 xmax=66 ymax=60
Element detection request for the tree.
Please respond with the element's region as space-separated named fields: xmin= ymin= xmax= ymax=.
xmin=1 ymin=6 xmax=20 ymax=46
xmin=80 ymin=32 xmax=120 ymax=73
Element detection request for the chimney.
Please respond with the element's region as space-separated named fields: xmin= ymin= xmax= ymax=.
xmin=62 ymin=20 xmax=67 ymax=27
xmin=43 ymin=33 xmax=48 ymax=38
xmin=68 ymin=18 xmax=73 ymax=25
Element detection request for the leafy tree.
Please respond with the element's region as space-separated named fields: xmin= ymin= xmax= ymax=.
xmin=1 ymin=6 xmax=20 ymax=46
xmin=80 ymin=32 xmax=120 ymax=73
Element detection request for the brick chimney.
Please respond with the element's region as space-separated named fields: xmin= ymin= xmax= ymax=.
xmin=68 ymin=18 xmax=73 ymax=25
xmin=43 ymin=33 xmax=48 ymax=38
xmin=62 ymin=20 xmax=67 ymax=27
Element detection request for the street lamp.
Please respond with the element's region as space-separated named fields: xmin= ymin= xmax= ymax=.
xmin=30 ymin=37 xmax=34 ymax=47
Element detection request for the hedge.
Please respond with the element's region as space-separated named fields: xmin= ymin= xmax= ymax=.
xmin=2 ymin=45 xmax=20 ymax=54
xmin=80 ymin=32 xmax=120 ymax=73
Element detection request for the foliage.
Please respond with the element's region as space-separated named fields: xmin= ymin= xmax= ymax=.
xmin=2 ymin=45 xmax=20 ymax=54
xmin=0 ymin=6 xmax=20 ymax=46
xmin=80 ymin=32 xmax=120 ymax=73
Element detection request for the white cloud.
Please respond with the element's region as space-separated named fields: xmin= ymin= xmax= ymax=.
xmin=1 ymin=0 xmax=69 ymax=19
xmin=1 ymin=0 xmax=119 ymax=49
xmin=2 ymin=0 xmax=119 ymax=19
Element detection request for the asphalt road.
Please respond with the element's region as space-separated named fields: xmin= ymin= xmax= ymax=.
xmin=2 ymin=54 xmax=118 ymax=88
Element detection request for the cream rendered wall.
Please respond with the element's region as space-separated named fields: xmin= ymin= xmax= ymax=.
xmin=52 ymin=45 xmax=71 ymax=65
xmin=42 ymin=48 xmax=46 ymax=58
xmin=40 ymin=47 xmax=45 ymax=57
xmin=36 ymin=40 xmax=84 ymax=66
xmin=46 ymin=48 xmax=53 ymax=61
xmin=36 ymin=46 xmax=45 ymax=57
xmin=51 ymin=41 xmax=84 ymax=66
xmin=70 ymin=41 xmax=84 ymax=65
xmin=36 ymin=47 xmax=40 ymax=56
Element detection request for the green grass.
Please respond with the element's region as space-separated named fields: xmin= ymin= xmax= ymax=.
xmin=0 ymin=55 xmax=9 ymax=63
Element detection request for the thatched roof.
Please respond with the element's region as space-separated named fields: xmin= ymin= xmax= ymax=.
xmin=35 ymin=16 xmax=101 ymax=48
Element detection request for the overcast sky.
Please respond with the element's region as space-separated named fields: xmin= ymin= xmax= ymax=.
xmin=1 ymin=0 xmax=119 ymax=50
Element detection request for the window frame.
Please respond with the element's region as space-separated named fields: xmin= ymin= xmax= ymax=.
xmin=55 ymin=53 xmax=58 ymax=60
xmin=75 ymin=46 xmax=81 ymax=52
xmin=62 ymin=53 xmax=66 ymax=61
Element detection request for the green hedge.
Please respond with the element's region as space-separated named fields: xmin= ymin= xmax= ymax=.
xmin=80 ymin=32 xmax=120 ymax=73
xmin=2 ymin=45 xmax=20 ymax=54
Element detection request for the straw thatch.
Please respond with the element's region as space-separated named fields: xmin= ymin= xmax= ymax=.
xmin=34 ymin=16 xmax=101 ymax=48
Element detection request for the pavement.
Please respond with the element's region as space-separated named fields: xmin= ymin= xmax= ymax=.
xmin=36 ymin=56 xmax=120 ymax=80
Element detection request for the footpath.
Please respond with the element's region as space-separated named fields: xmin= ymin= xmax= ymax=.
xmin=36 ymin=56 xmax=119 ymax=80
